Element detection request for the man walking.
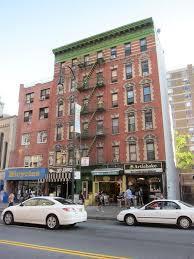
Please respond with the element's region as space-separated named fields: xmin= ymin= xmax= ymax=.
xmin=124 ymin=187 xmax=133 ymax=208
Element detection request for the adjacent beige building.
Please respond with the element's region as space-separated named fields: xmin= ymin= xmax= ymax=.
xmin=167 ymin=64 xmax=194 ymax=203
xmin=0 ymin=115 xmax=17 ymax=192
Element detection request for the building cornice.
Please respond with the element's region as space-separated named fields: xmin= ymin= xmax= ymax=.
xmin=53 ymin=17 xmax=154 ymax=62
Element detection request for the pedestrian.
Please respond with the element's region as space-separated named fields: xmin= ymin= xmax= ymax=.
xmin=124 ymin=187 xmax=133 ymax=208
xmin=8 ymin=192 xmax=15 ymax=207
xmin=96 ymin=191 xmax=104 ymax=212
xmin=79 ymin=192 xmax=85 ymax=205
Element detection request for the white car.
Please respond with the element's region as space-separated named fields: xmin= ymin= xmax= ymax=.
xmin=1 ymin=196 xmax=87 ymax=229
xmin=117 ymin=199 xmax=194 ymax=229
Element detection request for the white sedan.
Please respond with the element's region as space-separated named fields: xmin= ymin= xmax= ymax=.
xmin=1 ymin=196 xmax=87 ymax=229
xmin=117 ymin=199 xmax=194 ymax=229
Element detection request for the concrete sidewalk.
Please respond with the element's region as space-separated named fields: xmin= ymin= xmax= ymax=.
xmin=0 ymin=202 xmax=126 ymax=220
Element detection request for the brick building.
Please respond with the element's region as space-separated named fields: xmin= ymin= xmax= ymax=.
xmin=48 ymin=17 xmax=177 ymax=204
xmin=7 ymin=81 xmax=53 ymax=198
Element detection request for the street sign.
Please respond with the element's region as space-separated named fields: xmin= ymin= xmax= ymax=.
xmin=74 ymin=171 xmax=81 ymax=180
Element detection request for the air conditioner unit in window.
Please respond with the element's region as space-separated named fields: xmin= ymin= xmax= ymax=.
xmin=41 ymin=96 xmax=46 ymax=100
xmin=143 ymin=72 xmax=149 ymax=76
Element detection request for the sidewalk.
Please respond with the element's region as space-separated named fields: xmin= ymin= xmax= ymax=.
xmin=0 ymin=202 xmax=126 ymax=220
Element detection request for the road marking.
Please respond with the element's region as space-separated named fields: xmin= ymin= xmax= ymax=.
xmin=0 ymin=240 xmax=132 ymax=259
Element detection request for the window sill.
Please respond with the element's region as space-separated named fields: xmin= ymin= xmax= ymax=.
xmin=112 ymin=133 xmax=120 ymax=136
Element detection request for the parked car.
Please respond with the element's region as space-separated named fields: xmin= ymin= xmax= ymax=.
xmin=117 ymin=199 xmax=194 ymax=229
xmin=1 ymin=196 xmax=87 ymax=229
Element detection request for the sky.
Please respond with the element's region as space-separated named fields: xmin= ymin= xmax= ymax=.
xmin=0 ymin=0 xmax=194 ymax=115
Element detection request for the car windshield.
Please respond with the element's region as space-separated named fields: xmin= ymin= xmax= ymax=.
xmin=54 ymin=198 xmax=76 ymax=205
xmin=178 ymin=200 xmax=194 ymax=207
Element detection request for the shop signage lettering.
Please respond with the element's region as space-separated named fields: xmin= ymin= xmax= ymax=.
xmin=8 ymin=171 xmax=40 ymax=178
xmin=125 ymin=162 xmax=162 ymax=170
xmin=0 ymin=123 xmax=9 ymax=128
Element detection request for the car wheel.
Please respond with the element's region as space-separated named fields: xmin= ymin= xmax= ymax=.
xmin=177 ymin=216 xmax=191 ymax=229
xmin=3 ymin=212 xmax=14 ymax=225
xmin=124 ymin=214 xmax=137 ymax=226
xmin=46 ymin=214 xmax=59 ymax=230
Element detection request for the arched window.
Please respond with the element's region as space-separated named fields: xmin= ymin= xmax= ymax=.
xmin=57 ymin=100 xmax=64 ymax=117
xmin=146 ymin=139 xmax=155 ymax=161
xmin=126 ymin=86 xmax=134 ymax=105
xmin=128 ymin=112 xmax=135 ymax=132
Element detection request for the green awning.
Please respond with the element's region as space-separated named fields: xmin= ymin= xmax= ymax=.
xmin=91 ymin=168 xmax=123 ymax=176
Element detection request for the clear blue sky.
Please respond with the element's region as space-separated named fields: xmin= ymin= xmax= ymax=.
xmin=0 ymin=0 xmax=194 ymax=115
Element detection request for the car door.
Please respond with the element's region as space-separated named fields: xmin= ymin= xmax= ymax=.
xmin=159 ymin=201 xmax=181 ymax=224
xmin=13 ymin=198 xmax=39 ymax=223
xmin=35 ymin=198 xmax=56 ymax=224
xmin=136 ymin=201 xmax=163 ymax=224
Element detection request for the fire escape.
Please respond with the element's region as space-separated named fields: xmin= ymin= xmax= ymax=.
xmin=77 ymin=57 xmax=106 ymax=158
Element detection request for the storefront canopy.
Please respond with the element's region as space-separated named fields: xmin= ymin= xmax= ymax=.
xmin=5 ymin=168 xmax=48 ymax=180
xmin=91 ymin=168 xmax=123 ymax=176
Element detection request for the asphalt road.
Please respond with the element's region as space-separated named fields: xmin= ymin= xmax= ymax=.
xmin=0 ymin=219 xmax=194 ymax=259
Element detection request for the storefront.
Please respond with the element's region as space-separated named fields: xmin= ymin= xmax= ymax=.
xmin=124 ymin=162 xmax=166 ymax=205
xmin=91 ymin=167 xmax=124 ymax=204
xmin=45 ymin=167 xmax=72 ymax=198
xmin=4 ymin=167 xmax=48 ymax=200
xmin=0 ymin=171 xmax=4 ymax=191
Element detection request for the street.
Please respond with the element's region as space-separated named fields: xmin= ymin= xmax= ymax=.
xmin=0 ymin=218 xmax=194 ymax=259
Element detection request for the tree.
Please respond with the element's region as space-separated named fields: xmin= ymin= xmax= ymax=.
xmin=175 ymin=133 xmax=194 ymax=170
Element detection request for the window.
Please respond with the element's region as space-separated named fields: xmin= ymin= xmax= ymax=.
xmin=57 ymin=83 xmax=64 ymax=95
xmin=37 ymin=199 xmax=55 ymax=206
xmin=125 ymin=43 xmax=131 ymax=56
xmin=68 ymin=149 xmax=74 ymax=165
xmin=145 ymin=110 xmax=153 ymax=129
xmin=71 ymin=79 xmax=76 ymax=91
xmin=143 ymin=85 xmax=151 ymax=102
xmin=140 ymin=38 xmax=147 ymax=52
xmin=111 ymin=47 xmax=117 ymax=59
xmin=40 ymin=88 xmax=50 ymax=100
xmin=97 ymin=96 xmax=103 ymax=109
xmin=26 ymin=93 xmax=34 ymax=104
xmin=70 ymin=99 xmax=74 ymax=115
xmin=128 ymin=113 xmax=135 ymax=132
xmin=23 ymin=199 xmax=38 ymax=206
xmin=24 ymin=110 xmax=32 ymax=122
xmin=82 ymin=75 xmax=88 ymax=89
xmin=126 ymin=64 xmax=132 ymax=79
xmin=39 ymin=107 xmax=49 ymax=119
xmin=83 ymin=122 xmax=88 ymax=132
xmin=97 ymin=147 xmax=104 ymax=163
xmin=82 ymin=98 xmax=89 ymax=111
xmin=112 ymin=93 xmax=118 ymax=107
xmin=72 ymin=58 xmax=77 ymax=67
xmin=145 ymin=201 xmax=162 ymax=210
xmin=84 ymin=55 xmax=89 ymax=65
xmin=96 ymin=72 xmax=103 ymax=85
xmin=111 ymin=68 xmax=118 ymax=83
xmin=56 ymin=151 xmax=63 ymax=165
xmin=127 ymin=87 xmax=134 ymax=105
xmin=57 ymin=100 xmax=64 ymax=117
xmin=69 ymin=124 xmax=74 ymax=139
xmin=112 ymin=146 xmax=119 ymax=162
xmin=97 ymin=51 xmax=103 ymax=60
xmin=162 ymin=201 xmax=180 ymax=210
xmin=56 ymin=124 xmax=63 ymax=141
xmin=82 ymin=148 xmax=88 ymax=157
xmin=146 ymin=140 xmax=155 ymax=160
xmin=129 ymin=143 xmax=137 ymax=161
xmin=24 ymin=155 xmax=43 ymax=167
xmin=21 ymin=134 xmax=30 ymax=145
xmin=96 ymin=120 xmax=104 ymax=134
xmin=141 ymin=60 xmax=149 ymax=76
xmin=37 ymin=131 xmax=47 ymax=143
xmin=112 ymin=118 xmax=119 ymax=134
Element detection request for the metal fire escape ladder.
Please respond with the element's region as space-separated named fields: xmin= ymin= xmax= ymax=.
xmin=88 ymin=135 xmax=97 ymax=154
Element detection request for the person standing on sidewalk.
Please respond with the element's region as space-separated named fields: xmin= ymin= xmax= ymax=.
xmin=96 ymin=191 xmax=104 ymax=212
xmin=124 ymin=187 xmax=133 ymax=208
xmin=8 ymin=192 xmax=15 ymax=207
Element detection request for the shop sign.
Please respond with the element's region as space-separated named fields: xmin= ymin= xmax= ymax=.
xmin=5 ymin=168 xmax=48 ymax=180
xmin=74 ymin=171 xmax=81 ymax=180
xmin=125 ymin=162 xmax=163 ymax=174
xmin=81 ymin=157 xmax=89 ymax=166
